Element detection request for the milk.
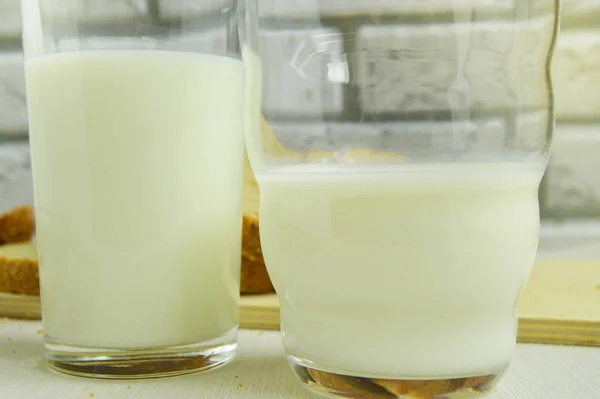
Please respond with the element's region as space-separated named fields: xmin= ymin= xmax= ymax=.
xmin=258 ymin=164 xmax=543 ymax=378
xmin=25 ymin=50 xmax=244 ymax=348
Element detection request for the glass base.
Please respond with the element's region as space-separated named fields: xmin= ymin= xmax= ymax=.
xmin=45 ymin=334 xmax=237 ymax=379
xmin=288 ymin=355 xmax=505 ymax=399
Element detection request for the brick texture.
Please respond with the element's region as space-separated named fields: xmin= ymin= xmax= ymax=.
xmin=42 ymin=0 xmax=148 ymax=20
xmin=356 ymin=18 xmax=554 ymax=114
xmin=260 ymin=28 xmax=344 ymax=118
xmin=167 ymin=27 xmax=228 ymax=54
xmin=158 ymin=0 xmax=232 ymax=20
xmin=552 ymin=31 xmax=600 ymax=120
xmin=0 ymin=141 xmax=31 ymax=181
xmin=3 ymin=0 xmax=597 ymax=223
xmin=0 ymin=52 xmax=27 ymax=135
xmin=381 ymin=119 xmax=507 ymax=157
xmin=0 ymin=0 xmax=21 ymax=37
xmin=513 ymin=111 xmax=550 ymax=152
xmin=53 ymin=27 xmax=228 ymax=53
xmin=271 ymin=119 xmax=506 ymax=158
xmin=271 ymin=123 xmax=382 ymax=152
xmin=0 ymin=141 xmax=34 ymax=212
xmin=258 ymin=0 xmax=515 ymax=18
xmin=545 ymin=127 xmax=600 ymax=218
xmin=562 ymin=0 xmax=600 ymax=17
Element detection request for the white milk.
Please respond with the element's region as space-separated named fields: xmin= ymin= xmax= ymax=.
xmin=25 ymin=50 xmax=244 ymax=348
xmin=258 ymin=164 xmax=542 ymax=378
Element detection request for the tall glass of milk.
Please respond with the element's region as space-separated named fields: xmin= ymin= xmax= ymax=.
xmin=240 ymin=1 xmax=559 ymax=397
xmin=21 ymin=0 xmax=244 ymax=378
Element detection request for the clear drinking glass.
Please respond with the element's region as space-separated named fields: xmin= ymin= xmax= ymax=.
xmin=21 ymin=0 xmax=244 ymax=378
xmin=240 ymin=1 xmax=559 ymax=398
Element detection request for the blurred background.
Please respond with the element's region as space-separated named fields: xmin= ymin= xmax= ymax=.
xmin=0 ymin=0 xmax=598 ymax=259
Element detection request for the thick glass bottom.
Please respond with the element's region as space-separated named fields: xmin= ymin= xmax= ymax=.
xmin=45 ymin=332 xmax=237 ymax=379
xmin=288 ymin=355 xmax=505 ymax=399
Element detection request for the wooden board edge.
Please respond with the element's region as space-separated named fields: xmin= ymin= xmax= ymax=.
xmin=0 ymin=292 xmax=41 ymax=319
xmin=3 ymin=293 xmax=599 ymax=348
xmin=518 ymin=332 xmax=600 ymax=347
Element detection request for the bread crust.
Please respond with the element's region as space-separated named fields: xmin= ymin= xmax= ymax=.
xmin=241 ymin=212 xmax=274 ymax=294
xmin=0 ymin=242 xmax=39 ymax=295
xmin=0 ymin=205 xmax=35 ymax=245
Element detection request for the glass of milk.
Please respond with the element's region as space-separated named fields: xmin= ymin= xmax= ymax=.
xmin=21 ymin=0 xmax=244 ymax=378
xmin=240 ymin=1 xmax=559 ymax=397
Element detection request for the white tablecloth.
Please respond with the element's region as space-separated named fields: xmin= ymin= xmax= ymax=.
xmin=1 ymin=319 xmax=599 ymax=399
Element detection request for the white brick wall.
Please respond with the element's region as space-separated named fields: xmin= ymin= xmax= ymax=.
xmin=552 ymin=31 xmax=600 ymax=120
xmin=0 ymin=141 xmax=31 ymax=181
xmin=0 ymin=142 xmax=33 ymax=212
xmin=271 ymin=123 xmax=335 ymax=152
xmin=546 ymin=127 xmax=600 ymax=217
xmin=0 ymin=0 xmax=22 ymax=37
xmin=260 ymin=28 xmax=344 ymax=117
xmin=257 ymin=0 xmax=559 ymax=19
xmin=272 ymin=123 xmax=381 ymax=152
xmin=0 ymin=52 xmax=27 ymax=135
xmin=54 ymin=27 xmax=228 ymax=54
xmin=514 ymin=112 xmax=550 ymax=152
xmin=1 ymin=0 xmax=597 ymax=223
xmin=561 ymin=0 xmax=600 ymax=17
xmin=164 ymin=27 xmax=228 ymax=54
xmin=258 ymin=0 xmax=515 ymax=18
xmin=542 ymin=5 xmax=600 ymax=221
xmin=356 ymin=18 xmax=554 ymax=114
xmin=381 ymin=119 xmax=507 ymax=156
xmin=271 ymin=119 xmax=507 ymax=158
xmin=56 ymin=37 xmax=157 ymax=52
xmin=158 ymin=0 xmax=232 ymax=20
xmin=42 ymin=0 xmax=148 ymax=20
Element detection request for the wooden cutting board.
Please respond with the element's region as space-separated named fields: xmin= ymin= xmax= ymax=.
xmin=238 ymin=259 xmax=600 ymax=348
xmin=2 ymin=260 xmax=599 ymax=347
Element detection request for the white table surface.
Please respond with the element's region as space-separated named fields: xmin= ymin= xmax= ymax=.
xmin=1 ymin=319 xmax=599 ymax=399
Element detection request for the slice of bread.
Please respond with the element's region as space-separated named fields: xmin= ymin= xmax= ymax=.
xmin=0 ymin=241 xmax=39 ymax=295
xmin=241 ymin=151 xmax=274 ymax=294
xmin=0 ymin=205 xmax=38 ymax=295
xmin=0 ymin=205 xmax=35 ymax=245
xmin=0 ymin=158 xmax=273 ymax=296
